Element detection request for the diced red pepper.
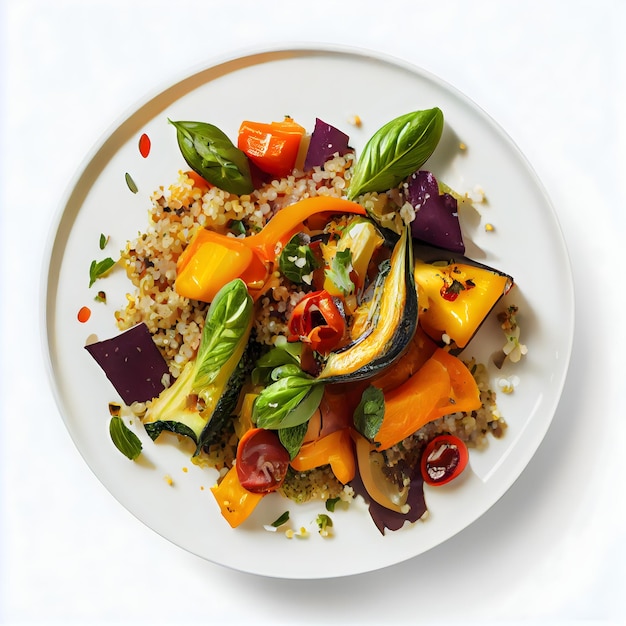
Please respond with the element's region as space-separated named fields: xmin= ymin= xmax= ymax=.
xmin=287 ymin=290 xmax=345 ymax=355
xmin=237 ymin=117 xmax=305 ymax=178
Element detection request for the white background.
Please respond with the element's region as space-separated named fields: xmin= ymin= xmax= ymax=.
xmin=1 ymin=1 xmax=624 ymax=624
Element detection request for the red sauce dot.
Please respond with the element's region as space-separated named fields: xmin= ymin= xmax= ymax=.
xmin=139 ymin=133 xmax=151 ymax=158
xmin=78 ymin=306 xmax=91 ymax=323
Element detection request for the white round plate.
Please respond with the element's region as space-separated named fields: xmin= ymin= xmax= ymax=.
xmin=43 ymin=46 xmax=574 ymax=579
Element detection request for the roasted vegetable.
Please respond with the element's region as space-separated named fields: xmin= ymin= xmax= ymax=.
xmin=406 ymin=170 xmax=465 ymax=254
xmin=373 ymin=348 xmax=482 ymax=450
xmin=175 ymin=196 xmax=366 ymax=302
xmin=237 ymin=117 xmax=305 ymax=178
xmin=290 ymin=428 xmax=355 ymax=484
xmin=318 ymin=226 xmax=417 ymax=382
xmin=210 ymin=465 xmax=264 ymax=528
xmin=420 ymin=434 xmax=469 ymax=486
xmin=252 ymin=225 xmax=417 ymax=433
xmin=321 ymin=217 xmax=385 ymax=295
xmin=414 ymin=257 xmax=513 ymax=349
xmin=85 ymin=322 xmax=170 ymax=405
xmin=143 ymin=279 xmax=253 ymax=455
xmin=287 ymin=290 xmax=346 ymax=355
xmin=304 ymin=118 xmax=350 ymax=171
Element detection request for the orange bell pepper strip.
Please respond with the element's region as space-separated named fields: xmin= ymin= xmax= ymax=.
xmin=290 ymin=428 xmax=355 ymax=485
xmin=244 ymin=196 xmax=366 ymax=263
xmin=175 ymin=197 xmax=366 ymax=302
xmin=210 ymin=465 xmax=264 ymax=528
xmin=238 ymin=117 xmax=305 ymax=178
xmin=373 ymin=348 xmax=481 ymax=451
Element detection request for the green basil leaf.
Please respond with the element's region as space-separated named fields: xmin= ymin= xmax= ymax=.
xmin=270 ymin=363 xmax=306 ymax=381
xmin=193 ymin=279 xmax=253 ymax=390
xmin=324 ymin=248 xmax=354 ymax=295
xmin=347 ymin=108 xmax=444 ymax=200
xmin=89 ymin=257 xmax=115 ymax=287
xmin=272 ymin=382 xmax=324 ymax=430
xmin=353 ymin=385 xmax=385 ymax=440
xmin=279 ymin=234 xmax=319 ymax=284
xmin=169 ymin=119 xmax=254 ymax=195
xmin=254 ymin=375 xmax=323 ymax=430
xmin=256 ymin=342 xmax=302 ymax=369
xmin=252 ymin=343 xmax=303 ymax=385
xmin=279 ymin=421 xmax=309 ymax=460
xmin=109 ymin=416 xmax=142 ymax=460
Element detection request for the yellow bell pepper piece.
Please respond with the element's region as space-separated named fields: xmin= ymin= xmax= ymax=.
xmin=414 ymin=260 xmax=512 ymax=348
xmin=290 ymin=428 xmax=355 ymax=485
xmin=210 ymin=465 xmax=264 ymax=528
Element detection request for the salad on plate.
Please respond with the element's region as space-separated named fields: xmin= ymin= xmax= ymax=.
xmin=83 ymin=106 xmax=525 ymax=535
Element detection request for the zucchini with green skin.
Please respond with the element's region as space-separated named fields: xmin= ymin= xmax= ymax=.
xmin=195 ymin=341 xmax=257 ymax=453
xmin=143 ymin=278 xmax=253 ymax=453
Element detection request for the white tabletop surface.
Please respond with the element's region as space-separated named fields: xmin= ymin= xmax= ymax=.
xmin=2 ymin=1 xmax=624 ymax=624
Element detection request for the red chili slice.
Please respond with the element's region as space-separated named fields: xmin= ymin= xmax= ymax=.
xmin=138 ymin=133 xmax=151 ymax=158
xmin=420 ymin=434 xmax=469 ymax=486
xmin=287 ymin=290 xmax=345 ymax=355
xmin=236 ymin=428 xmax=290 ymax=494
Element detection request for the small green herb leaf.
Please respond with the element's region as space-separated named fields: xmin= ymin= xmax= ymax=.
xmin=270 ymin=511 xmax=290 ymax=528
xmin=279 ymin=421 xmax=309 ymax=460
xmin=316 ymin=513 xmax=333 ymax=536
xmin=325 ymin=497 xmax=340 ymax=512
xmin=89 ymin=257 xmax=115 ymax=287
xmin=279 ymin=234 xmax=319 ymax=284
xmin=324 ymin=249 xmax=354 ymax=295
xmin=230 ymin=220 xmax=246 ymax=236
xmin=169 ymin=119 xmax=254 ymax=195
xmin=347 ymin=108 xmax=444 ymax=200
xmin=125 ymin=172 xmax=138 ymax=194
xmin=109 ymin=416 xmax=142 ymax=460
xmin=99 ymin=233 xmax=109 ymax=250
xmin=353 ymin=385 xmax=385 ymax=440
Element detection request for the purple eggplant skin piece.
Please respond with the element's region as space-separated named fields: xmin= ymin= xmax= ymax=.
xmin=406 ymin=170 xmax=465 ymax=254
xmin=350 ymin=463 xmax=427 ymax=535
xmin=85 ymin=323 xmax=170 ymax=405
xmin=303 ymin=118 xmax=350 ymax=171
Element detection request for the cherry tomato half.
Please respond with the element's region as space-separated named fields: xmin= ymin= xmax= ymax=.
xmin=236 ymin=428 xmax=290 ymax=494
xmin=420 ymin=434 xmax=469 ymax=486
